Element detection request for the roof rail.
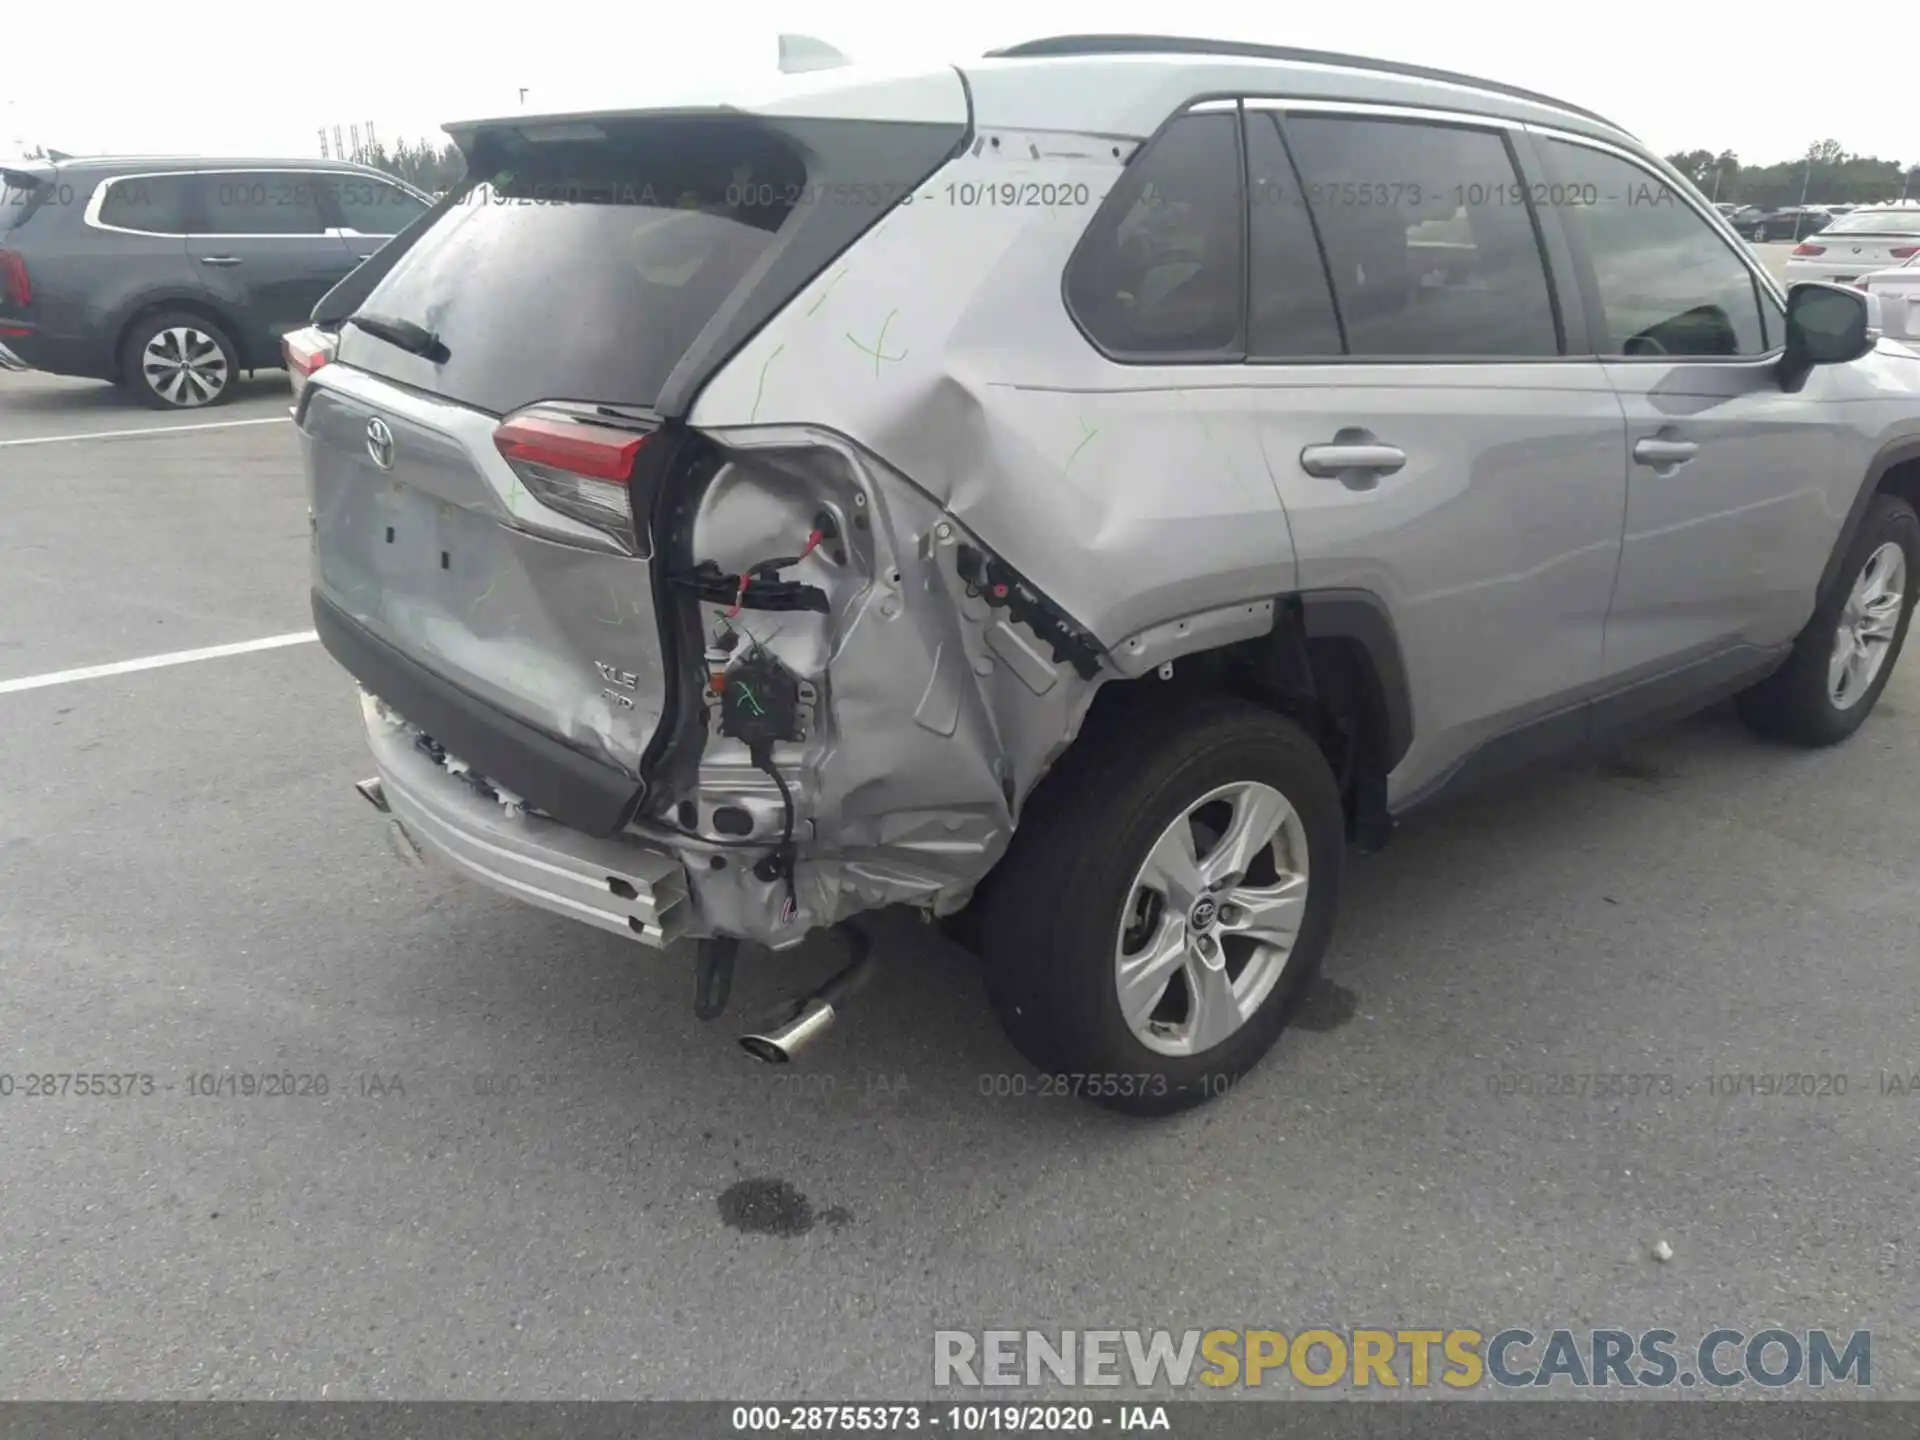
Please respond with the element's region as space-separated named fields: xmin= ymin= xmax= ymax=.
xmin=983 ymin=35 xmax=1624 ymax=133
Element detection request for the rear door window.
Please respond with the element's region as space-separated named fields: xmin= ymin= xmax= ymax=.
xmin=98 ymin=174 xmax=195 ymax=234
xmin=195 ymin=171 xmax=328 ymax=235
xmin=325 ymin=176 xmax=431 ymax=236
xmin=1282 ymin=115 xmax=1562 ymax=358
xmin=1064 ymin=112 xmax=1247 ymax=359
xmin=349 ymin=120 xmax=812 ymax=416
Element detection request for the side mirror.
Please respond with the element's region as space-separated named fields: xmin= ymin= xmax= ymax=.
xmin=1780 ymin=282 xmax=1879 ymax=391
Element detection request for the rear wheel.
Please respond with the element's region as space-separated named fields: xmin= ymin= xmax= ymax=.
xmin=979 ymin=695 xmax=1344 ymax=1117
xmin=119 ymin=312 xmax=238 ymax=409
xmin=1738 ymin=493 xmax=1918 ymax=746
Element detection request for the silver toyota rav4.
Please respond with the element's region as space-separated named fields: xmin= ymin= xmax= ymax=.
xmin=300 ymin=35 xmax=1920 ymax=1114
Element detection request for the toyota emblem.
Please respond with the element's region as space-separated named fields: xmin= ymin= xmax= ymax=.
xmin=365 ymin=416 xmax=395 ymax=470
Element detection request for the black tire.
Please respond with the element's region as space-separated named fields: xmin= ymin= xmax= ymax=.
xmin=978 ymin=694 xmax=1345 ymax=1117
xmin=1738 ymin=493 xmax=1918 ymax=746
xmin=118 ymin=311 xmax=239 ymax=410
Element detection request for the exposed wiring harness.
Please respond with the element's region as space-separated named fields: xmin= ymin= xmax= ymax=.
xmin=750 ymin=738 xmax=800 ymax=925
xmin=728 ymin=528 xmax=825 ymax=617
xmin=675 ymin=524 xmax=825 ymax=921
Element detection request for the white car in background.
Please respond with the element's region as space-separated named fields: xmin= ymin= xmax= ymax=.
xmin=1857 ymin=250 xmax=1920 ymax=341
xmin=1785 ymin=207 xmax=1920 ymax=287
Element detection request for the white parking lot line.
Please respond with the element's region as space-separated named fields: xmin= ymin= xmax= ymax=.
xmin=0 ymin=416 xmax=291 ymax=448
xmin=0 ymin=631 xmax=319 ymax=695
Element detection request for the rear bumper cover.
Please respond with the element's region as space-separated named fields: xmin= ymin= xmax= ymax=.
xmin=0 ymin=326 xmax=111 ymax=379
xmin=359 ymin=692 xmax=690 ymax=947
xmin=312 ymin=589 xmax=646 ymax=837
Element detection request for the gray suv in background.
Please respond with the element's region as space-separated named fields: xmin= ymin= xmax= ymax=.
xmin=0 ymin=156 xmax=430 ymax=407
xmin=300 ymin=35 xmax=1920 ymax=1114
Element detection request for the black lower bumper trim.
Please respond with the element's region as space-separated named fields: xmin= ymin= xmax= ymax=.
xmin=311 ymin=590 xmax=644 ymax=838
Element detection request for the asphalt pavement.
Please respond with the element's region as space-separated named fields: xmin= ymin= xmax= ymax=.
xmin=3 ymin=247 xmax=1916 ymax=1401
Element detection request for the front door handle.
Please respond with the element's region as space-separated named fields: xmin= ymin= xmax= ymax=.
xmin=198 ymin=255 xmax=242 ymax=267
xmin=1633 ymin=437 xmax=1698 ymax=468
xmin=1300 ymin=434 xmax=1407 ymax=483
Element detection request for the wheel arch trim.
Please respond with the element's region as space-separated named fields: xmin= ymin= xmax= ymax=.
xmin=1820 ymin=435 xmax=1920 ymax=602
xmin=1297 ymin=588 xmax=1415 ymax=771
xmin=110 ymin=292 xmax=244 ymax=371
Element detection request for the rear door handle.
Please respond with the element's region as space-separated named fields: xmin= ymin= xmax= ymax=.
xmin=1632 ymin=437 xmax=1698 ymax=468
xmin=198 ymin=255 xmax=242 ymax=267
xmin=1300 ymin=440 xmax=1407 ymax=480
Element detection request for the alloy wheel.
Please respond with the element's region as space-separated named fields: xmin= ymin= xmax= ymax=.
xmin=1114 ymin=780 xmax=1310 ymax=1058
xmin=1830 ymin=540 xmax=1907 ymax=709
xmin=141 ymin=326 xmax=230 ymax=407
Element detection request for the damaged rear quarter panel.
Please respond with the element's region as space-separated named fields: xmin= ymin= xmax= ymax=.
xmin=680 ymin=129 xmax=1301 ymax=935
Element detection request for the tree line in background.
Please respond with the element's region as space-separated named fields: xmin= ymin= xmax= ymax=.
xmin=337 ymin=137 xmax=467 ymax=194
xmin=1664 ymin=140 xmax=1920 ymax=208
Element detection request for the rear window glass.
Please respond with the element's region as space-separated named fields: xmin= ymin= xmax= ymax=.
xmin=354 ymin=121 xmax=807 ymax=415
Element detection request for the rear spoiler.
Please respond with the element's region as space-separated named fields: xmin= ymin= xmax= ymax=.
xmin=0 ymin=165 xmax=59 ymax=229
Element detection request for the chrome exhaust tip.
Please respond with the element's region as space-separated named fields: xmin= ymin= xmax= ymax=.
xmin=739 ymin=998 xmax=837 ymax=1064
xmin=737 ymin=923 xmax=874 ymax=1064
xmin=355 ymin=777 xmax=389 ymax=813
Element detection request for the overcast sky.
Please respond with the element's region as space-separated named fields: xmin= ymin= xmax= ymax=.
xmin=6 ymin=3 xmax=1902 ymax=166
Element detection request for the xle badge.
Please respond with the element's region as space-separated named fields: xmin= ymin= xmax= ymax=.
xmin=595 ymin=660 xmax=639 ymax=710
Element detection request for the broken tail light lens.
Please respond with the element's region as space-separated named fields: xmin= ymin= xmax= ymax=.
xmin=493 ymin=407 xmax=650 ymax=547
xmin=282 ymin=327 xmax=334 ymax=396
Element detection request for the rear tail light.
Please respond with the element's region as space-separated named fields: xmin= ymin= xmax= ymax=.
xmin=282 ymin=327 xmax=333 ymax=379
xmin=493 ymin=408 xmax=650 ymax=547
xmin=1791 ymin=243 xmax=1826 ymax=257
xmin=0 ymin=249 xmax=29 ymax=306
xmin=1892 ymin=246 xmax=1920 ymax=259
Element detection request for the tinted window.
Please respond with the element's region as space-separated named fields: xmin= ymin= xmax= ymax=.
xmin=1065 ymin=113 xmax=1245 ymax=358
xmin=99 ymin=175 xmax=195 ymax=234
xmin=1285 ymin=117 xmax=1560 ymax=357
xmin=327 ymin=176 xmax=430 ymax=236
xmin=356 ymin=120 xmax=809 ymax=414
xmin=196 ymin=171 xmax=326 ymax=235
xmin=1541 ymin=139 xmax=1767 ymax=357
xmin=1244 ymin=114 xmax=1343 ymax=358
